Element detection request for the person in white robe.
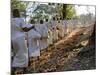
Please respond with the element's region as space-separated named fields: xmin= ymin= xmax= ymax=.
xmin=57 ymin=21 xmax=63 ymax=39
xmin=27 ymin=20 xmax=41 ymax=57
xmin=11 ymin=9 xmax=35 ymax=68
xmin=44 ymin=19 xmax=53 ymax=47
xmin=62 ymin=19 xmax=67 ymax=36
xmin=51 ymin=17 xmax=58 ymax=43
xmin=57 ymin=18 xmax=65 ymax=39
xmin=48 ymin=29 xmax=53 ymax=45
xmin=46 ymin=20 xmax=53 ymax=45
xmin=35 ymin=20 xmax=48 ymax=50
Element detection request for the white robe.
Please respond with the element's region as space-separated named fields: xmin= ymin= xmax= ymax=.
xmin=44 ymin=22 xmax=53 ymax=46
xmin=48 ymin=29 xmax=53 ymax=45
xmin=52 ymin=26 xmax=58 ymax=42
xmin=11 ymin=18 xmax=28 ymax=67
xmin=27 ymin=24 xmax=41 ymax=57
xmin=45 ymin=21 xmax=53 ymax=45
xmin=35 ymin=24 xmax=48 ymax=50
xmin=51 ymin=21 xmax=58 ymax=42
xmin=58 ymin=21 xmax=64 ymax=38
xmin=62 ymin=20 xmax=67 ymax=35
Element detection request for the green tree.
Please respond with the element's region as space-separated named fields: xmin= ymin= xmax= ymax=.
xmin=11 ymin=0 xmax=27 ymax=11
xmin=62 ymin=4 xmax=76 ymax=19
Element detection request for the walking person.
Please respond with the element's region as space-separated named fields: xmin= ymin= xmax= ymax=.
xmin=11 ymin=9 xmax=35 ymax=73
xmin=51 ymin=17 xmax=58 ymax=43
xmin=27 ymin=19 xmax=41 ymax=58
xmin=35 ymin=20 xmax=48 ymax=51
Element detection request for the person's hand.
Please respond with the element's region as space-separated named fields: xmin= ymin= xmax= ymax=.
xmin=23 ymin=27 xmax=29 ymax=32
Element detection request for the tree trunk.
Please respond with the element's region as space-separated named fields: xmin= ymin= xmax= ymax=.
xmin=62 ymin=4 xmax=67 ymax=19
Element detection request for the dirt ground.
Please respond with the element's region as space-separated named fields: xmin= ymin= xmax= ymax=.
xmin=12 ymin=25 xmax=96 ymax=74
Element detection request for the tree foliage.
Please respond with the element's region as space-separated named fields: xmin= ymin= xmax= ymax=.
xmin=11 ymin=0 xmax=27 ymax=11
xmin=62 ymin=4 xmax=76 ymax=19
xmin=11 ymin=1 xmax=76 ymax=21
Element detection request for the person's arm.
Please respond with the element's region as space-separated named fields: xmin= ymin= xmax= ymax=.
xmin=22 ymin=25 xmax=35 ymax=32
xmin=20 ymin=19 xmax=35 ymax=32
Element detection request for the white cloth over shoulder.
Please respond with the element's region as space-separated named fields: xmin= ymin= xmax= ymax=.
xmin=11 ymin=18 xmax=27 ymax=40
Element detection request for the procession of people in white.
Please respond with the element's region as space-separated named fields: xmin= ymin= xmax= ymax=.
xmin=11 ymin=9 xmax=68 ymax=68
